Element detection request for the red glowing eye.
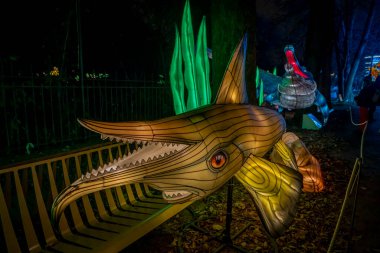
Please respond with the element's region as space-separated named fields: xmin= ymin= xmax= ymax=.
xmin=211 ymin=151 xmax=227 ymax=169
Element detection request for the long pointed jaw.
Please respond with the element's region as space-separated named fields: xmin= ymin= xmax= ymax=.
xmin=51 ymin=118 xmax=199 ymax=226
xmin=51 ymin=110 xmax=248 ymax=228
xmin=52 ymin=142 xmax=192 ymax=219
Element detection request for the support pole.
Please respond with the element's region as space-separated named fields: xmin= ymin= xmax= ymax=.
xmin=222 ymin=177 xmax=234 ymax=245
xmin=76 ymin=0 xmax=85 ymax=117
xmin=186 ymin=178 xmax=254 ymax=253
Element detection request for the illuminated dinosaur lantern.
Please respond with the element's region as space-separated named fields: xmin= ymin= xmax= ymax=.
xmin=52 ymin=35 xmax=324 ymax=238
xmin=263 ymin=45 xmax=330 ymax=125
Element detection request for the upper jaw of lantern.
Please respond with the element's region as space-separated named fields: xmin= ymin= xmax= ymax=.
xmin=50 ymin=135 xmax=198 ymax=229
xmin=78 ymin=135 xmax=189 ymax=182
xmin=74 ymin=135 xmax=193 ymax=200
xmin=73 ymin=116 xmax=209 ymax=202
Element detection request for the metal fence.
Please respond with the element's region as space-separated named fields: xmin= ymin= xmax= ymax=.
xmin=0 ymin=76 xmax=173 ymax=158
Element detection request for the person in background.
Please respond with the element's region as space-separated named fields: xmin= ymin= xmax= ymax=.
xmin=361 ymin=73 xmax=373 ymax=88
xmin=355 ymin=75 xmax=380 ymax=130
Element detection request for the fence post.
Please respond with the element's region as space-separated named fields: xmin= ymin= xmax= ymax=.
xmin=76 ymin=0 xmax=85 ymax=118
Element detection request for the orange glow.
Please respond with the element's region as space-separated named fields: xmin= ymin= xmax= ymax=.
xmin=49 ymin=66 xmax=59 ymax=76
xmin=298 ymin=155 xmax=325 ymax=192
xmin=282 ymin=132 xmax=324 ymax=192
xmin=371 ymin=62 xmax=380 ymax=79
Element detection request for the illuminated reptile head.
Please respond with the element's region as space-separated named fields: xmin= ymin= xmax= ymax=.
xmin=52 ymin=35 xmax=303 ymax=238
xmin=284 ymin=44 xmax=311 ymax=79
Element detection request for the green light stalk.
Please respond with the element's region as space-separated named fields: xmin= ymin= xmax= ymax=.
xmin=256 ymin=66 xmax=260 ymax=88
xmin=181 ymin=0 xmax=198 ymax=110
xmin=259 ymin=79 xmax=264 ymax=105
xmin=195 ymin=17 xmax=211 ymax=106
xmin=255 ymin=66 xmax=264 ymax=105
xmin=169 ymin=0 xmax=211 ymax=115
xmin=169 ymin=26 xmax=186 ymax=114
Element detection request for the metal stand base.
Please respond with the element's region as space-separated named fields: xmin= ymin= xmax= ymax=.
xmin=188 ymin=178 xmax=252 ymax=253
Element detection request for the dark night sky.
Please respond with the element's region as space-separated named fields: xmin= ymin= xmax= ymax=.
xmin=1 ymin=0 xmax=379 ymax=79
xmin=0 ymin=0 xmax=179 ymax=75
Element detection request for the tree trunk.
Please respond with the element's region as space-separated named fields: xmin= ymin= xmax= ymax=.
xmin=210 ymin=0 xmax=256 ymax=102
xmin=344 ymin=0 xmax=376 ymax=101
xmin=304 ymin=0 xmax=334 ymax=106
xmin=335 ymin=43 xmax=345 ymax=97
xmin=343 ymin=0 xmax=355 ymax=83
xmin=334 ymin=0 xmax=355 ymax=98
xmin=321 ymin=46 xmax=334 ymax=108
xmin=246 ymin=31 xmax=257 ymax=105
xmin=245 ymin=2 xmax=257 ymax=105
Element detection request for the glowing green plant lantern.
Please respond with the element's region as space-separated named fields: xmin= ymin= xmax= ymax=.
xmin=255 ymin=66 xmax=260 ymax=89
xmin=169 ymin=26 xmax=186 ymax=114
xmin=259 ymin=79 xmax=264 ymax=105
xmin=169 ymin=0 xmax=210 ymax=115
xmin=255 ymin=66 xmax=264 ymax=106
xmin=195 ymin=17 xmax=210 ymax=107
xmin=272 ymin=67 xmax=277 ymax=76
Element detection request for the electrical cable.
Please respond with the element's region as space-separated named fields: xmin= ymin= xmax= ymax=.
xmin=327 ymin=106 xmax=367 ymax=252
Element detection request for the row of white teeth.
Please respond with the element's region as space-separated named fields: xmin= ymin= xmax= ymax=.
xmin=163 ymin=190 xmax=191 ymax=199
xmin=79 ymin=139 xmax=187 ymax=181
xmin=101 ymin=134 xmax=180 ymax=147
xmin=80 ymin=151 xmax=179 ymax=180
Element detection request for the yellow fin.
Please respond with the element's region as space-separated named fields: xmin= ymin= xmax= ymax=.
xmin=235 ymin=154 xmax=302 ymax=237
xmin=215 ymin=34 xmax=248 ymax=105
xmin=270 ymin=139 xmax=298 ymax=171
